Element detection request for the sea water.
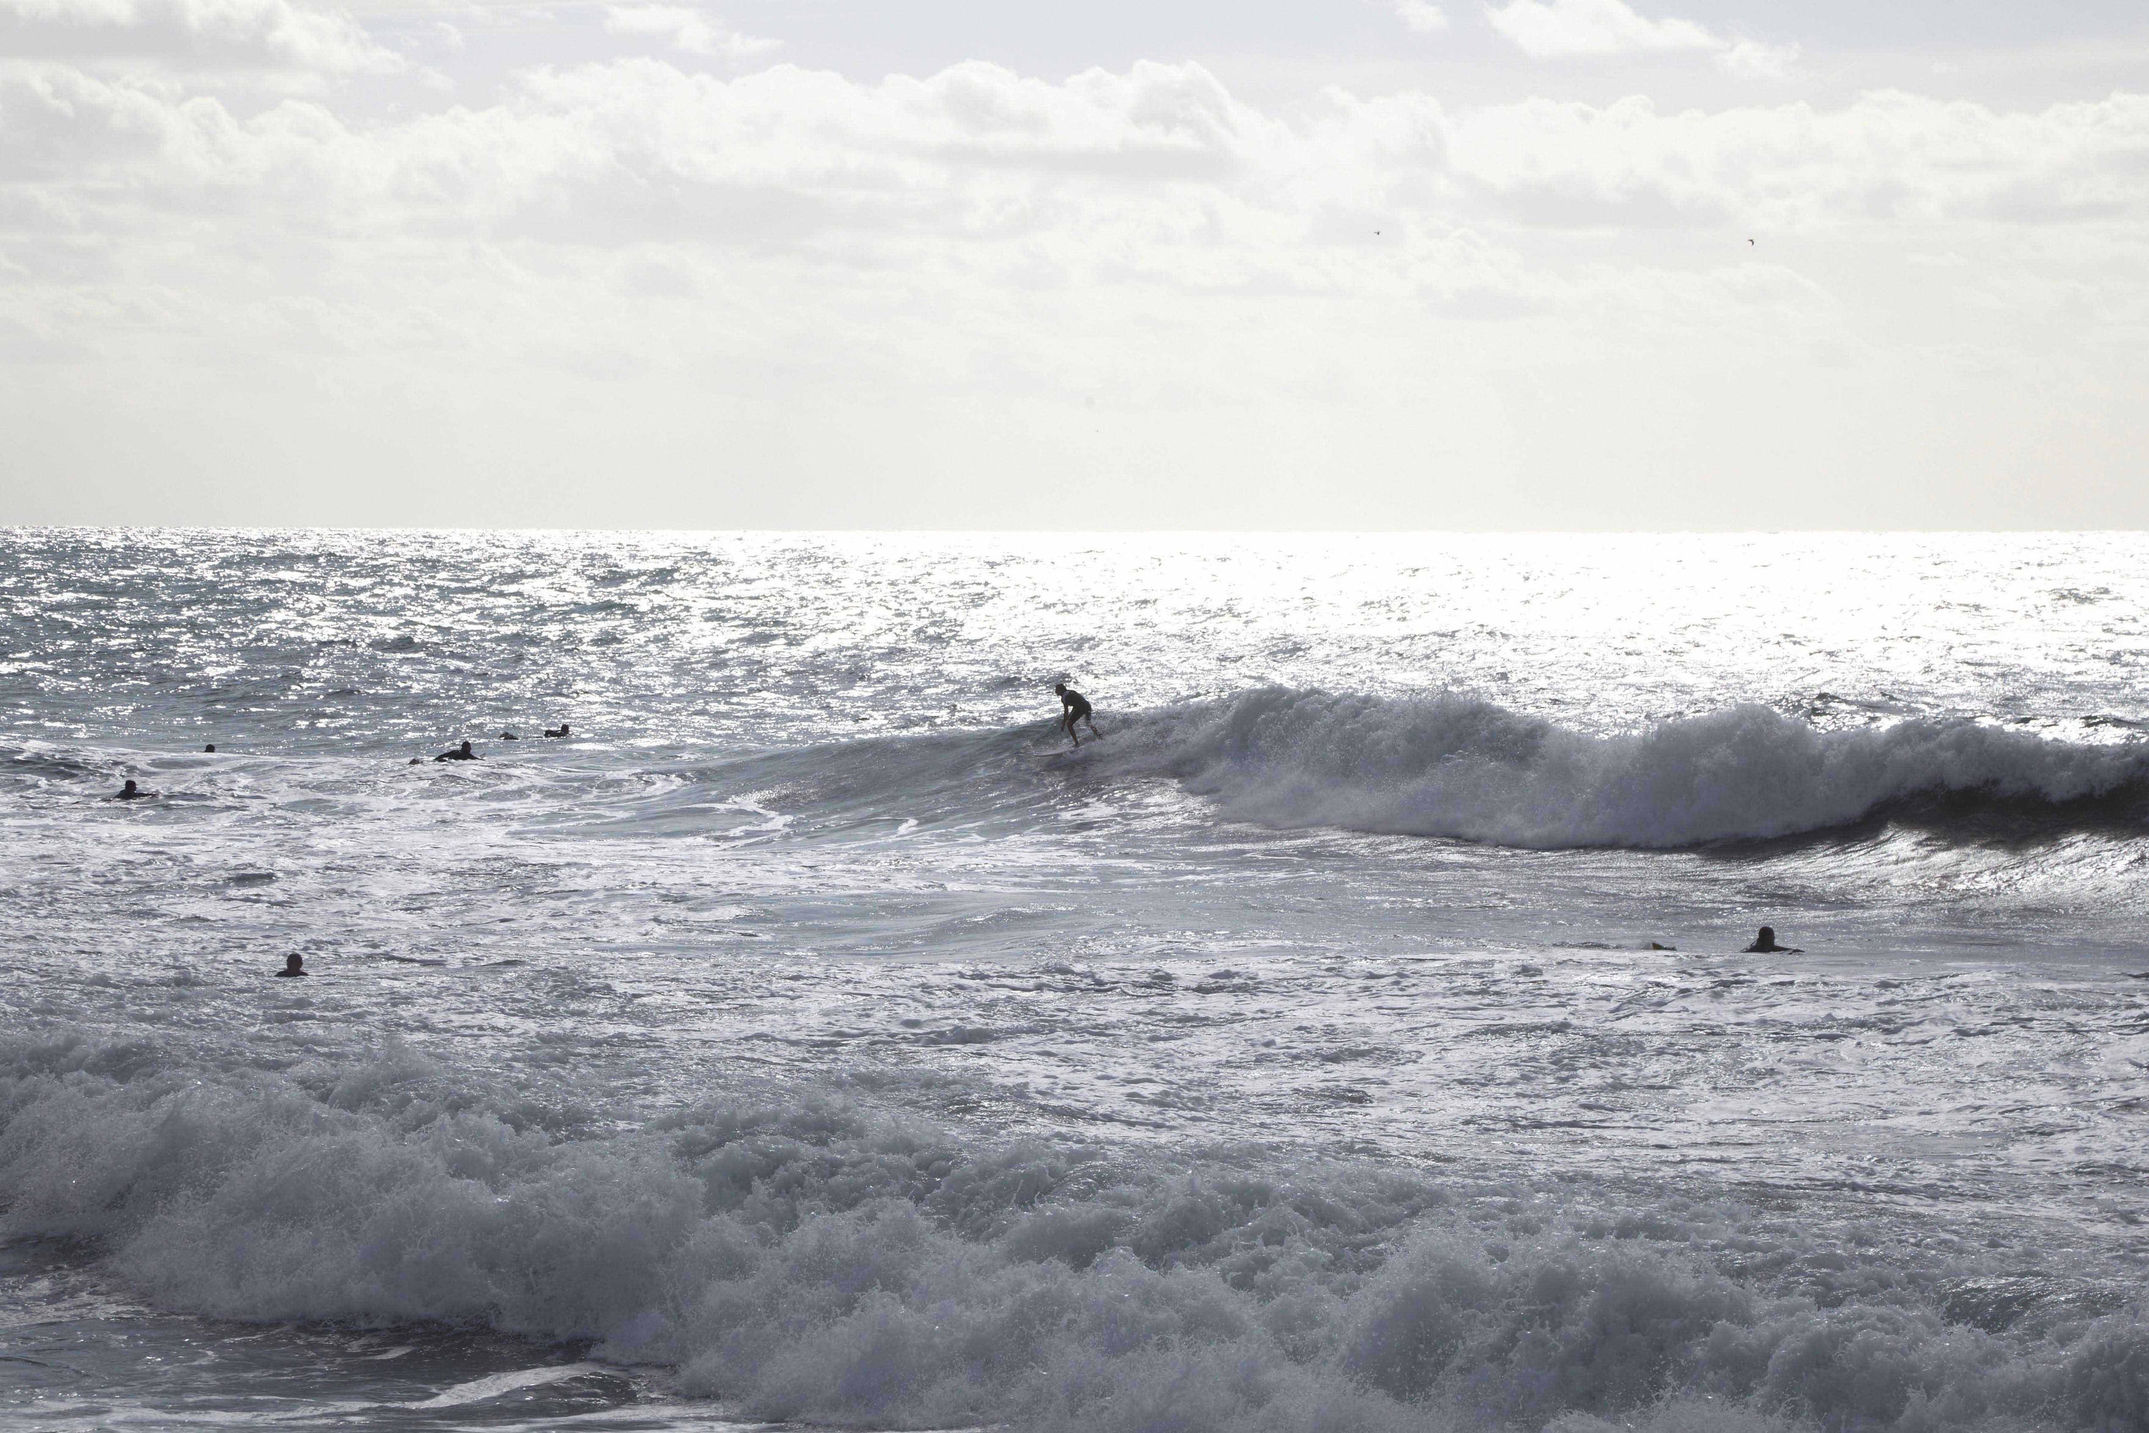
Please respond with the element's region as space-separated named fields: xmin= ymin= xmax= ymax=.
xmin=3 ymin=529 xmax=2148 ymax=1432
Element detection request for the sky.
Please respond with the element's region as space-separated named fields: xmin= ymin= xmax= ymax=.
xmin=3 ymin=0 xmax=2148 ymax=529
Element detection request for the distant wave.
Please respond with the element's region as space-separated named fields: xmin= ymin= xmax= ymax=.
xmin=1125 ymin=688 xmax=2149 ymax=849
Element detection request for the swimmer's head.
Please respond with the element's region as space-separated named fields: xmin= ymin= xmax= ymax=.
xmin=283 ymin=952 xmax=304 ymax=975
xmin=121 ymin=779 xmax=137 ymax=795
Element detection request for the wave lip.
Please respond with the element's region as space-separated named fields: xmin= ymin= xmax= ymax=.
xmin=1142 ymin=688 xmax=2149 ymax=849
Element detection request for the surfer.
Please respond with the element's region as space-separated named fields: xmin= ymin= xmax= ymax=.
xmin=275 ymin=953 xmax=308 ymax=977
xmin=1055 ymin=683 xmax=1098 ymax=746
xmin=1744 ymin=925 xmax=1801 ymax=954
xmin=113 ymin=778 xmax=153 ymax=800
xmin=435 ymin=740 xmax=479 ymax=762
xmin=544 ymin=724 xmax=570 ymax=738
xmin=500 ymin=731 xmax=519 ymax=740
xmin=204 ymin=744 xmax=216 ymax=753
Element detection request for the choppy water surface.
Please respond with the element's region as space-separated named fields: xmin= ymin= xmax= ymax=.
xmin=5 ymin=530 xmax=2149 ymax=1432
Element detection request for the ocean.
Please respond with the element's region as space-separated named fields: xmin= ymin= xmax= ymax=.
xmin=3 ymin=528 xmax=2148 ymax=1432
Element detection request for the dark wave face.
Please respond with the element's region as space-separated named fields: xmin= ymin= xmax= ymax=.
xmin=1145 ymin=688 xmax=2149 ymax=847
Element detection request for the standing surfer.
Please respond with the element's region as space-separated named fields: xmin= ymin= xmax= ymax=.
xmin=1055 ymin=683 xmax=1099 ymax=746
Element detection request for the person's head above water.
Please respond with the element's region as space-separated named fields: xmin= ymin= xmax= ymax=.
xmin=121 ymin=779 xmax=137 ymax=796
xmin=459 ymin=740 xmax=472 ymax=755
xmin=1755 ymin=925 xmax=1775 ymax=945
xmin=203 ymin=743 xmax=215 ymax=753
xmin=278 ymin=952 xmax=307 ymax=977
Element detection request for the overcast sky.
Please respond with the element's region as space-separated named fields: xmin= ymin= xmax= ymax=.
xmin=4 ymin=0 xmax=2147 ymax=529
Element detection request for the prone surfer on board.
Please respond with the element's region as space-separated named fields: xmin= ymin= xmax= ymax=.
xmin=1055 ymin=683 xmax=1099 ymax=746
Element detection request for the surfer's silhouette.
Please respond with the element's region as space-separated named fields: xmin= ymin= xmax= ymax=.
xmin=544 ymin=724 xmax=571 ymax=738
xmin=113 ymin=779 xmax=153 ymax=800
xmin=276 ymin=952 xmax=308 ymax=977
xmin=1055 ymin=684 xmax=1098 ymax=746
xmin=1744 ymin=925 xmax=1801 ymax=954
xmin=435 ymin=740 xmax=478 ymax=762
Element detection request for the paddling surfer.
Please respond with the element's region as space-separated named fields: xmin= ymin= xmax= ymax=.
xmin=1055 ymin=683 xmax=1099 ymax=746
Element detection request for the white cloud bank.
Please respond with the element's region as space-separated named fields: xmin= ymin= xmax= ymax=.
xmin=13 ymin=58 xmax=2142 ymax=251
xmin=0 ymin=0 xmax=2144 ymax=526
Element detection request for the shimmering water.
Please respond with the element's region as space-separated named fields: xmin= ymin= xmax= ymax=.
xmin=5 ymin=529 xmax=2149 ymax=1432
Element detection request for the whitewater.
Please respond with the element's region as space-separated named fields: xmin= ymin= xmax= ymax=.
xmin=4 ymin=529 xmax=2149 ymax=1432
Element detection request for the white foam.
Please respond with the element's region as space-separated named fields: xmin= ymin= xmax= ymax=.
xmin=402 ymin=1362 xmax=607 ymax=1408
xmin=3 ymin=1035 xmax=2140 ymax=1433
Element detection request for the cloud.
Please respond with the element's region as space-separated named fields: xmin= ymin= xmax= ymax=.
xmin=1392 ymin=0 xmax=1448 ymax=35
xmin=1716 ymin=38 xmax=1799 ymax=80
xmin=5 ymin=46 xmax=2148 ymax=526
xmin=601 ymin=5 xmax=775 ymax=62
xmin=0 ymin=0 xmax=398 ymax=75
xmin=1484 ymin=0 xmax=1715 ymax=59
xmin=1483 ymin=0 xmax=1797 ymax=80
xmin=11 ymin=56 xmax=2149 ymax=259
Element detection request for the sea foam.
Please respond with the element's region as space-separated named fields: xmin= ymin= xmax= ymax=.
xmin=5 ymin=1032 xmax=2145 ymax=1432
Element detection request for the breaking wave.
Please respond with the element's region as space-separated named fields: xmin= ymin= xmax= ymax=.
xmin=681 ymin=688 xmax=2149 ymax=853
xmin=1133 ymin=688 xmax=2149 ymax=849
xmin=4 ymin=1033 xmax=2146 ymax=1432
